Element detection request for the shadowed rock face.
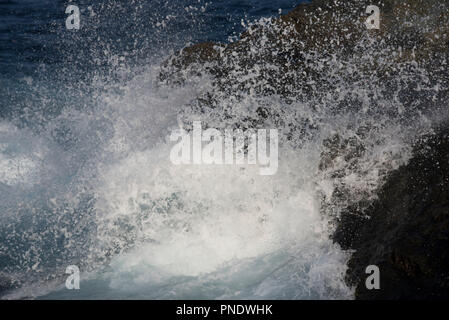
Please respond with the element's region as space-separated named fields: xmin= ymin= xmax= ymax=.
xmin=335 ymin=126 xmax=449 ymax=299
xmin=159 ymin=0 xmax=449 ymax=299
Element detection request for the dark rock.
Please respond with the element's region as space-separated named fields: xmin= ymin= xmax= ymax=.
xmin=159 ymin=42 xmax=224 ymax=85
xmin=334 ymin=126 xmax=449 ymax=299
xmin=159 ymin=0 xmax=449 ymax=137
xmin=161 ymin=0 xmax=449 ymax=86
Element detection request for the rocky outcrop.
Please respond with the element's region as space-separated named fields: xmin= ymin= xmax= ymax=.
xmin=334 ymin=126 xmax=449 ymax=299
xmin=159 ymin=0 xmax=449 ymax=135
xmin=161 ymin=0 xmax=449 ymax=92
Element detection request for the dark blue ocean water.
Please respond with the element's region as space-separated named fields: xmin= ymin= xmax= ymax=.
xmin=1 ymin=0 xmax=304 ymax=124
xmin=1 ymin=0 xmax=302 ymax=75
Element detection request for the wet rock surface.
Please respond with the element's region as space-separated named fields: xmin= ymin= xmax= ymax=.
xmin=159 ymin=0 xmax=449 ymax=136
xmin=335 ymin=126 xmax=449 ymax=299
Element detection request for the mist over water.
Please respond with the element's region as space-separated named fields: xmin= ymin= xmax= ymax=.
xmin=0 ymin=0 xmax=445 ymax=299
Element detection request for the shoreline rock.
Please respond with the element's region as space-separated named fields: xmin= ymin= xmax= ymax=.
xmin=334 ymin=126 xmax=449 ymax=299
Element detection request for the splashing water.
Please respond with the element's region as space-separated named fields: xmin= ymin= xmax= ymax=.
xmin=1 ymin=0 xmax=447 ymax=299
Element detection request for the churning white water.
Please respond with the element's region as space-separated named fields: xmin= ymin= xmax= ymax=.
xmin=0 ymin=61 xmax=355 ymax=299
xmin=62 ymin=64 xmax=354 ymax=299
